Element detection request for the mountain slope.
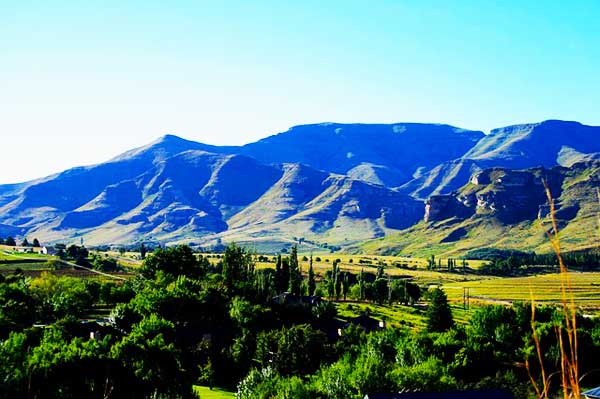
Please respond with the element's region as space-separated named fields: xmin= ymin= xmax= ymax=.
xmin=198 ymin=165 xmax=423 ymax=251
xmin=233 ymin=123 xmax=484 ymax=186
xmin=401 ymin=120 xmax=600 ymax=198
xmin=363 ymin=161 xmax=600 ymax=256
xmin=0 ymin=142 xmax=422 ymax=249
xmin=464 ymin=120 xmax=600 ymax=167
xmin=0 ymin=120 xmax=598 ymax=251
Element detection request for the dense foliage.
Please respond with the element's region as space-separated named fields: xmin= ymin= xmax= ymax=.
xmin=2 ymin=244 xmax=600 ymax=398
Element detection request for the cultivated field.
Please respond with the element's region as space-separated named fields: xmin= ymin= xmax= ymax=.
xmin=443 ymin=271 xmax=600 ymax=312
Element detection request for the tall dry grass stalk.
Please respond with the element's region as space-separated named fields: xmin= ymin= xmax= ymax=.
xmin=527 ymin=181 xmax=581 ymax=399
xmin=597 ymin=188 xmax=600 ymax=234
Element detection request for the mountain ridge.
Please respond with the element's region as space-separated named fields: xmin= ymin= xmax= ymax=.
xmin=0 ymin=120 xmax=598 ymax=253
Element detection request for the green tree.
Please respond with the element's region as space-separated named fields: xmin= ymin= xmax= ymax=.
xmin=427 ymin=254 xmax=436 ymax=270
xmin=91 ymin=255 xmax=121 ymax=272
xmin=314 ymin=355 xmax=354 ymax=398
xmin=288 ymin=245 xmax=302 ymax=295
xmin=405 ymin=281 xmax=421 ymax=305
xmin=255 ymin=324 xmax=327 ymax=376
xmin=358 ymin=269 xmax=365 ymax=300
xmin=111 ymin=314 xmax=192 ymax=398
xmin=341 ymin=272 xmax=350 ymax=301
xmin=0 ymin=276 xmax=36 ymax=337
xmin=389 ymin=280 xmax=406 ymax=304
xmin=32 ymin=238 xmax=41 ymax=247
xmin=26 ymin=323 xmax=111 ymax=398
xmin=66 ymin=244 xmax=89 ymax=265
xmin=426 ymin=288 xmax=454 ymax=332
xmin=29 ymin=273 xmax=93 ymax=320
xmin=280 ymin=257 xmax=290 ymax=293
xmin=221 ymin=243 xmax=255 ymax=292
xmin=275 ymin=254 xmax=284 ymax=293
xmin=20 ymin=238 xmax=29 ymax=247
xmin=373 ymin=278 xmax=388 ymax=305
xmin=308 ymin=255 xmax=316 ymax=296
xmin=0 ymin=331 xmax=30 ymax=397
xmin=333 ymin=261 xmax=342 ymax=300
xmin=255 ymin=268 xmax=277 ymax=301
xmin=140 ymin=245 xmax=204 ymax=280
xmin=140 ymin=242 xmax=147 ymax=259
xmin=4 ymin=237 xmax=16 ymax=246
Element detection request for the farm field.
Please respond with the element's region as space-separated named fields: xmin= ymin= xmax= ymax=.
xmin=91 ymin=251 xmax=143 ymax=269
xmin=70 ymin=249 xmax=600 ymax=316
xmin=200 ymin=252 xmax=487 ymax=284
xmin=443 ymin=271 xmax=600 ymax=312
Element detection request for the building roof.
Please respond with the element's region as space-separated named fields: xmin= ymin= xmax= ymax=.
xmin=583 ymin=387 xmax=600 ymax=398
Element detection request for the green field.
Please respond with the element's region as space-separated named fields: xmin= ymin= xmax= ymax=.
xmin=336 ymin=301 xmax=428 ymax=330
xmin=193 ymin=386 xmax=234 ymax=399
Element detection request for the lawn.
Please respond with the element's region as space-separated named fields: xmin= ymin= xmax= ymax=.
xmin=193 ymin=386 xmax=234 ymax=399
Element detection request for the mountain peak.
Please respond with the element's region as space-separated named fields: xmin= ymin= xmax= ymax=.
xmin=151 ymin=133 xmax=194 ymax=146
xmin=111 ymin=134 xmax=222 ymax=164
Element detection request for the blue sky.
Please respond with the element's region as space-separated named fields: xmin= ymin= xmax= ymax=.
xmin=1 ymin=1 xmax=599 ymax=183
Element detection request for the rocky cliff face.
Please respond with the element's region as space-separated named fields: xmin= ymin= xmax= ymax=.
xmin=424 ymin=166 xmax=569 ymax=223
xmin=368 ymin=161 xmax=599 ymax=257
xmin=424 ymin=195 xmax=473 ymax=222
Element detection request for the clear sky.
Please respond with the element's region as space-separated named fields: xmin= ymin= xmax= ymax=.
xmin=1 ymin=1 xmax=599 ymax=183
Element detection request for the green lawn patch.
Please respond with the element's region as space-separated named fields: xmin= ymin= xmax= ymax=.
xmin=193 ymin=386 xmax=235 ymax=399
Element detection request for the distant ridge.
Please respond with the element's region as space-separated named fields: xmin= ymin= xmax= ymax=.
xmin=399 ymin=120 xmax=600 ymax=198
xmin=0 ymin=120 xmax=598 ymax=253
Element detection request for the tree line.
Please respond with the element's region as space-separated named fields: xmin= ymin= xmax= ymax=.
xmin=0 ymin=236 xmax=41 ymax=247
xmin=2 ymin=244 xmax=600 ymax=398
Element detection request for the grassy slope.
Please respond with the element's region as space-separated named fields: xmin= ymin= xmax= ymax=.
xmin=360 ymin=164 xmax=599 ymax=257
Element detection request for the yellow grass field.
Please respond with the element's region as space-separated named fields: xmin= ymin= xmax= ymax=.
xmin=443 ymin=271 xmax=600 ymax=312
xmin=203 ymin=252 xmax=487 ymax=284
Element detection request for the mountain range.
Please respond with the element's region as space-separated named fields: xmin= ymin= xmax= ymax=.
xmin=0 ymin=120 xmax=598 ymax=254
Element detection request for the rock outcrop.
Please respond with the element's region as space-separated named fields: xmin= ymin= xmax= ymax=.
xmin=424 ymin=195 xmax=473 ymax=222
xmin=425 ymin=166 xmax=569 ymax=224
